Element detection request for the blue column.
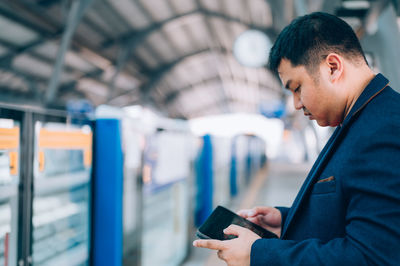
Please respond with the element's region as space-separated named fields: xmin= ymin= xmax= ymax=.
xmin=195 ymin=134 xmax=213 ymax=226
xmin=93 ymin=119 xmax=123 ymax=266
xmin=245 ymin=138 xmax=252 ymax=184
xmin=229 ymin=137 xmax=238 ymax=197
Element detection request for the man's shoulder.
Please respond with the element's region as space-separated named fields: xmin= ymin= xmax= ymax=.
xmin=360 ymin=86 xmax=400 ymax=121
xmin=347 ymin=86 xmax=400 ymax=141
xmin=378 ymin=85 xmax=400 ymax=103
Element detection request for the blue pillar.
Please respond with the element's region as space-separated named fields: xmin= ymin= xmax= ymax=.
xmin=195 ymin=134 xmax=213 ymax=226
xmin=229 ymin=137 xmax=238 ymax=197
xmin=93 ymin=119 xmax=123 ymax=266
xmin=245 ymin=138 xmax=252 ymax=184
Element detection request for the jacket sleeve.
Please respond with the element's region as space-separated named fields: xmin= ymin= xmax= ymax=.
xmin=251 ymin=122 xmax=400 ymax=265
xmin=275 ymin=206 xmax=290 ymax=227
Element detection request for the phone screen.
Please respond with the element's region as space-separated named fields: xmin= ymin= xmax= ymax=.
xmin=196 ymin=206 xmax=278 ymax=240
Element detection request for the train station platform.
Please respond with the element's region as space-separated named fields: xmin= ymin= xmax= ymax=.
xmin=183 ymin=161 xmax=311 ymax=266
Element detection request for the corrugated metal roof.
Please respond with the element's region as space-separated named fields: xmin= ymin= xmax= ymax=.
xmin=0 ymin=0 xmax=394 ymax=119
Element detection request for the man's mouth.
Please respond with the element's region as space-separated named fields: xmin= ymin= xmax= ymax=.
xmin=303 ymin=107 xmax=312 ymax=116
xmin=303 ymin=111 xmax=313 ymax=120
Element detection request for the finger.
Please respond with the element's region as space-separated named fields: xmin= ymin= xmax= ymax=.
xmin=223 ymin=224 xmax=247 ymax=236
xmin=250 ymin=206 xmax=274 ymax=217
xmin=193 ymin=239 xmax=226 ymax=250
xmin=246 ymin=217 xmax=260 ymax=224
xmin=237 ymin=209 xmax=253 ymax=218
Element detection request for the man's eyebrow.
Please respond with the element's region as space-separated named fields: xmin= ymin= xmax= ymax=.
xmin=284 ymin=79 xmax=292 ymax=90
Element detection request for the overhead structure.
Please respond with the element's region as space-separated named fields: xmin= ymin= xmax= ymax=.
xmin=0 ymin=0 xmax=399 ymax=119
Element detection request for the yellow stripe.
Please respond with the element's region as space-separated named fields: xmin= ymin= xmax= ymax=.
xmin=39 ymin=129 xmax=92 ymax=149
xmin=0 ymin=127 xmax=19 ymax=150
xmin=38 ymin=129 xmax=93 ymax=168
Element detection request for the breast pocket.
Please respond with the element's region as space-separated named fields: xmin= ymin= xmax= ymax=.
xmin=312 ymin=176 xmax=336 ymax=195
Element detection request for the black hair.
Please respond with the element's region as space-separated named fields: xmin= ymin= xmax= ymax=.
xmin=268 ymin=12 xmax=367 ymax=75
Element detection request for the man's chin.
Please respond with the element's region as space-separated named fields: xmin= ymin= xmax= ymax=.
xmin=315 ymin=119 xmax=329 ymax=127
xmin=316 ymin=119 xmax=340 ymax=127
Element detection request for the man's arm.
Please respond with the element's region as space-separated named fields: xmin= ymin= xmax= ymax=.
xmin=252 ymin=237 xmax=368 ymax=265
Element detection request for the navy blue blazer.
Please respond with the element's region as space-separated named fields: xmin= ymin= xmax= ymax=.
xmin=251 ymin=74 xmax=400 ymax=265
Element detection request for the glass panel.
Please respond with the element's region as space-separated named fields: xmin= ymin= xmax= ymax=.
xmin=121 ymin=120 xmax=142 ymax=265
xmin=32 ymin=122 xmax=92 ymax=266
xmin=0 ymin=119 xmax=20 ymax=266
xmin=141 ymin=132 xmax=191 ymax=266
xmin=141 ymin=181 xmax=189 ymax=266
xmin=212 ymin=136 xmax=232 ymax=207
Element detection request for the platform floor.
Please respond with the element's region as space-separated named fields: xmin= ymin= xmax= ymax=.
xmin=182 ymin=161 xmax=311 ymax=266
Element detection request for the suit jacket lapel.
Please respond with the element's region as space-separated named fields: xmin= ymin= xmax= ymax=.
xmin=280 ymin=73 xmax=389 ymax=239
xmin=281 ymin=125 xmax=342 ymax=238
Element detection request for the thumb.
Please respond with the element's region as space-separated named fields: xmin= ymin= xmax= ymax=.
xmin=223 ymin=224 xmax=246 ymax=236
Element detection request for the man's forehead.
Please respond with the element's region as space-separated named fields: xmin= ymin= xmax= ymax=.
xmin=277 ymin=68 xmax=293 ymax=89
xmin=277 ymin=59 xmax=293 ymax=80
xmin=277 ymin=72 xmax=289 ymax=89
xmin=278 ymin=60 xmax=308 ymax=86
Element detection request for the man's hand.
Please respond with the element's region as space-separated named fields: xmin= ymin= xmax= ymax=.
xmin=237 ymin=206 xmax=282 ymax=237
xmin=193 ymin=224 xmax=260 ymax=266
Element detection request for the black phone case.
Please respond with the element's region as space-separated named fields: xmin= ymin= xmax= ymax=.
xmin=197 ymin=205 xmax=278 ymax=240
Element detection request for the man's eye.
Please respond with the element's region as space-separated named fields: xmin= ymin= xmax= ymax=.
xmin=294 ymin=86 xmax=301 ymax=93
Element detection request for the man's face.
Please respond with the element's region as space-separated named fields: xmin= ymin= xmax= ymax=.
xmin=278 ymin=58 xmax=343 ymax=127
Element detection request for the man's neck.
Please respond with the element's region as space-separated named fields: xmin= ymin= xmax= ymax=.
xmin=343 ymin=66 xmax=376 ymax=118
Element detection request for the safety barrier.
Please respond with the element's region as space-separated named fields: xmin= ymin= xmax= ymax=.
xmin=1 ymin=104 xmax=266 ymax=266
xmin=0 ymin=104 xmax=92 ymax=266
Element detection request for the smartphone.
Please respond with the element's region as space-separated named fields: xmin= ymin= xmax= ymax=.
xmin=196 ymin=205 xmax=278 ymax=240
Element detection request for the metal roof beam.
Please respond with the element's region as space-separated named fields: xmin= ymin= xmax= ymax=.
xmin=0 ymin=64 xmax=48 ymax=86
xmin=0 ymin=89 xmax=40 ymax=105
xmin=0 ymin=2 xmax=127 ymax=76
xmin=0 ymin=4 xmax=56 ymax=36
xmin=56 ymin=68 xmax=104 ymax=95
xmin=106 ymin=39 xmax=136 ymax=101
xmin=164 ymin=75 xmax=281 ymax=105
xmin=133 ymin=0 xmax=181 ymax=56
xmin=107 ymin=47 xmax=227 ymax=105
xmin=196 ymin=0 xmax=230 ymax=113
xmin=0 ymin=1 xmax=61 ymax=61
xmin=101 ymin=9 xmax=275 ymax=50
xmin=44 ymin=0 xmax=94 ymax=104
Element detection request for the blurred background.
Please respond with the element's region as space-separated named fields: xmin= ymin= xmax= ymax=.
xmin=0 ymin=0 xmax=400 ymax=265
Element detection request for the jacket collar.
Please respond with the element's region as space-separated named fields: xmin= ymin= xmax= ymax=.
xmin=342 ymin=73 xmax=389 ymax=127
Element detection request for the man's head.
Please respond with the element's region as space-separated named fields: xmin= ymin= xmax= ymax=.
xmin=268 ymin=12 xmax=372 ymax=127
xmin=268 ymin=12 xmax=367 ymax=77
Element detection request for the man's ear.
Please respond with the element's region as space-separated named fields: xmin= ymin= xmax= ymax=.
xmin=325 ymin=53 xmax=343 ymax=82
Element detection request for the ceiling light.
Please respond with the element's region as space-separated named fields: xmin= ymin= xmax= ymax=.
xmin=233 ymin=29 xmax=271 ymax=68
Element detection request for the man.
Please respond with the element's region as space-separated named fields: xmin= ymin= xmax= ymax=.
xmin=193 ymin=12 xmax=400 ymax=265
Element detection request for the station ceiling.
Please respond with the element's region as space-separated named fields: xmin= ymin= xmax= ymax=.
xmin=0 ymin=0 xmax=399 ymax=119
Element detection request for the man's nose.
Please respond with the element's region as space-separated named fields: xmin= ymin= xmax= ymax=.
xmin=293 ymin=94 xmax=303 ymax=110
